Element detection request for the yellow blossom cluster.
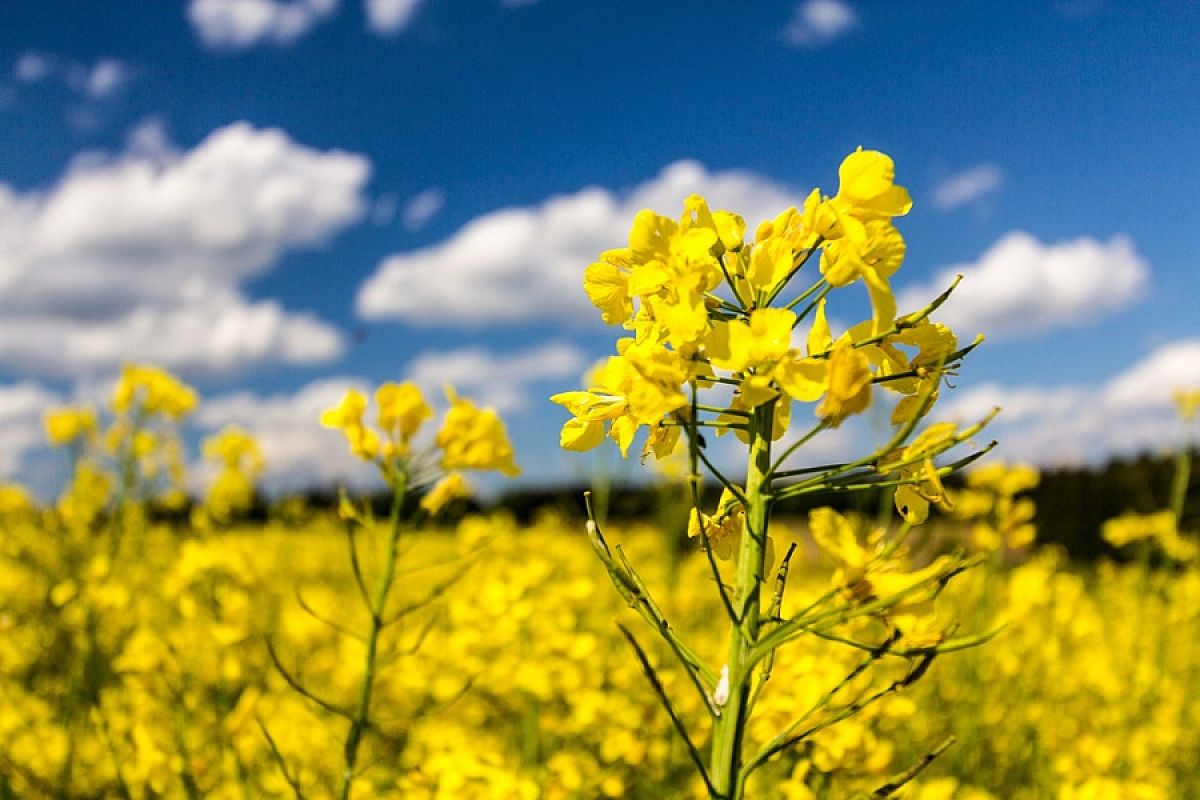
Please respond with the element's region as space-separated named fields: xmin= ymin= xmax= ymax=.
xmin=319 ymin=381 xmax=519 ymax=515
xmin=200 ymin=426 xmax=266 ymax=524
xmin=949 ymin=462 xmax=1041 ymax=552
xmin=555 ymin=148 xmax=969 ymax=460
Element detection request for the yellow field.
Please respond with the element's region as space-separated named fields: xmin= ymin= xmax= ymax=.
xmin=2 ymin=505 xmax=1196 ymax=799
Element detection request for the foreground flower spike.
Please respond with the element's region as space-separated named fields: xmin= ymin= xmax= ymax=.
xmin=556 ymin=149 xmax=997 ymax=799
xmin=309 ymin=381 xmax=519 ymax=798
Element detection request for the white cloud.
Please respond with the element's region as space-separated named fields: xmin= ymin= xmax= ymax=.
xmin=897 ymin=232 xmax=1148 ymax=338
xmin=14 ymin=52 xmax=53 ymax=83
xmin=364 ymin=0 xmax=422 ymax=34
xmin=1103 ymin=340 xmax=1200 ymax=412
xmin=12 ymin=53 xmax=134 ymax=100
xmin=357 ymin=159 xmax=800 ymax=326
xmin=932 ymin=163 xmax=1003 ymax=210
xmin=189 ymin=0 xmax=339 ymax=48
xmin=782 ymin=0 xmax=857 ymax=47
xmin=0 ymin=121 xmax=370 ymax=378
xmin=938 ymin=339 xmax=1200 ymax=466
xmin=0 ymin=382 xmax=60 ymax=479
xmin=402 ymin=186 xmax=446 ymax=230
xmin=76 ymin=59 xmax=131 ymax=100
xmin=198 ymin=377 xmax=377 ymax=491
xmin=404 ymin=341 xmax=586 ymax=412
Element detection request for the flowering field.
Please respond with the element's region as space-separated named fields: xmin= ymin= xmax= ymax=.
xmin=2 ymin=503 xmax=1198 ymax=799
xmin=3 ymin=148 xmax=1198 ymax=800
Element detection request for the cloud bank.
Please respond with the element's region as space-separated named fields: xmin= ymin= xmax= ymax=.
xmin=0 ymin=121 xmax=370 ymax=377
xmin=898 ymin=232 xmax=1148 ymax=338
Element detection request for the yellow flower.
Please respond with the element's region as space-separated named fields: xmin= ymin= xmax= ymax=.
xmin=583 ymin=249 xmax=635 ymax=325
xmin=687 ymin=487 xmax=744 ymax=560
xmin=1102 ymin=510 xmax=1197 ymax=562
xmin=745 ymin=235 xmax=794 ymax=294
xmin=809 ymin=506 xmax=950 ymax=607
xmin=1172 ymin=387 xmax=1200 ymax=421
xmin=552 ymin=342 xmax=689 ymax=457
xmin=436 ymin=389 xmax=520 ymax=476
xmin=44 ymin=406 xmax=98 ymax=446
xmin=706 ymin=308 xmax=797 ymax=375
xmin=816 ymin=345 xmax=872 ymax=426
xmin=619 ymin=196 xmax=725 ymax=348
xmin=113 ymin=364 xmax=197 ymax=419
xmin=831 ymin=147 xmax=913 ymax=222
xmin=0 ymin=483 xmax=34 ymax=515
xmin=319 ymin=389 xmax=380 ymax=461
xmin=883 ymin=422 xmax=958 ymax=524
xmin=375 ymin=382 xmax=432 ymax=443
xmin=202 ymin=426 xmax=264 ymax=472
xmin=420 ymin=472 xmax=471 ymax=516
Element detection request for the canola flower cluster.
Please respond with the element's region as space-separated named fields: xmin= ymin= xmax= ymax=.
xmin=550 ymin=149 xmax=1003 ymax=798
xmin=554 ymin=148 xmax=968 ymax=463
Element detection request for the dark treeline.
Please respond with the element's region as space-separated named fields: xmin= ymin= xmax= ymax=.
xmin=211 ymin=450 xmax=1197 ymax=563
xmin=485 ymin=449 xmax=1199 ymax=562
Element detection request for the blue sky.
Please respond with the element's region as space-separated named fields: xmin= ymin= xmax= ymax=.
xmin=0 ymin=0 xmax=1197 ymax=494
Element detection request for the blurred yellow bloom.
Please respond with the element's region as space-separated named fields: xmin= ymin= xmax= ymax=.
xmin=320 ymin=389 xmax=381 ymax=461
xmin=0 ymin=483 xmax=34 ymax=515
xmin=437 ymin=390 xmax=520 ymax=477
xmin=420 ymin=471 xmax=470 ymax=516
xmin=809 ymin=506 xmax=949 ymax=607
xmin=44 ymin=406 xmax=99 ymax=446
xmin=1173 ymin=388 xmax=1200 ymax=421
xmin=376 ymin=381 xmax=432 ymax=443
xmin=1102 ymin=510 xmax=1197 ymax=562
xmin=113 ymin=364 xmax=197 ymax=419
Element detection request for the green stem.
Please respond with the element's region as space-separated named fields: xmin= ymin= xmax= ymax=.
xmin=339 ymin=466 xmax=407 ymax=800
xmin=1169 ymin=444 xmax=1191 ymax=524
xmin=709 ymin=399 xmax=774 ymax=799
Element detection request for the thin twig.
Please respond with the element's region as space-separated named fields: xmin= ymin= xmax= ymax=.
xmin=257 ymin=717 xmax=307 ymax=800
xmin=618 ymin=623 xmax=717 ymax=798
xmin=870 ymin=736 xmax=956 ymax=797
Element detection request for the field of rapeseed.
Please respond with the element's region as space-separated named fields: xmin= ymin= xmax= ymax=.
xmin=2 ymin=496 xmax=1199 ymax=798
xmin=1 ymin=149 xmax=1198 ymax=799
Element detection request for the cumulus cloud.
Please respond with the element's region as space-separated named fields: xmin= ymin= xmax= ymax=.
xmin=938 ymin=339 xmax=1200 ymax=466
xmin=357 ymin=160 xmax=800 ymax=326
xmin=14 ymin=52 xmax=53 ymax=83
xmin=932 ymin=163 xmax=1003 ymax=210
xmin=897 ymin=232 xmax=1148 ymax=338
xmin=782 ymin=0 xmax=858 ymax=47
xmin=74 ymin=59 xmax=132 ymax=100
xmin=404 ymin=341 xmax=586 ymax=412
xmin=364 ymin=0 xmax=422 ymax=34
xmin=188 ymin=0 xmax=339 ymax=48
xmin=402 ymin=186 xmax=446 ymax=231
xmin=0 ymin=121 xmax=370 ymax=378
xmin=0 ymin=382 xmax=60 ymax=479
